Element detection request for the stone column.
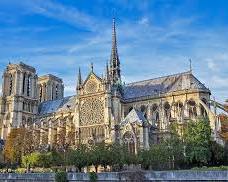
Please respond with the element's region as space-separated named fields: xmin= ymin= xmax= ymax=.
xmin=56 ymin=119 xmax=61 ymax=143
xmin=48 ymin=120 xmax=53 ymax=146
xmin=42 ymin=84 xmax=46 ymax=102
xmin=143 ymin=125 xmax=149 ymax=150
xmin=3 ymin=73 xmax=8 ymax=97
xmin=40 ymin=122 xmax=44 ymax=145
xmin=65 ymin=118 xmax=70 ymax=144
xmin=30 ymin=76 xmax=34 ymax=98
xmin=34 ymin=75 xmax=38 ymax=99
xmin=18 ymin=71 xmax=23 ymax=95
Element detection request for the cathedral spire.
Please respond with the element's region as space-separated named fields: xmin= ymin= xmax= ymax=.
xmin=110 ymin=18 xmax=121 ymax=84
xmin=77 ymin=67 xmax=82 ymax=90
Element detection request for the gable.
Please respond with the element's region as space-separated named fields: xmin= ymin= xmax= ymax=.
xmin=82 ymin=72 xmax=103 ymax=94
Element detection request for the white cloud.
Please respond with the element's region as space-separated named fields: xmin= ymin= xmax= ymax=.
xmin=207 ymin=59 xmax=218 ymax=72
xmin=138 ymin=17 xmax=150 ymax=26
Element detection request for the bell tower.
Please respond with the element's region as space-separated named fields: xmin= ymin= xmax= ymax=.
xmin=0 ymin=62 xmax=38 ymax=140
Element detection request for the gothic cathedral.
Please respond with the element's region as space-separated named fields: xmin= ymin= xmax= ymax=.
xmin=0 ymin=19 xmax=223 ymax=153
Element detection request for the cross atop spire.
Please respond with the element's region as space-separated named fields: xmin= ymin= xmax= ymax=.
xmin=110 ymin=18 xmax=121 ymax=84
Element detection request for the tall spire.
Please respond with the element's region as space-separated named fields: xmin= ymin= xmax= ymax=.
xmin=110 ymin=18 xmax=121 ymax=84
xmin=77 ymin=67 xmax=82 ymax=90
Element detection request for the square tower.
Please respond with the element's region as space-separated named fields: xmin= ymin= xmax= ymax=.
xmin=0 ymin=62 xmax=39 ymax=139
xmin=38 ymin=74 xmax=64 ymax=102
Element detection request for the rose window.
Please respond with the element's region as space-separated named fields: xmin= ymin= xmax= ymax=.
xmin=80 ymin=98 xmax=104 ymax=125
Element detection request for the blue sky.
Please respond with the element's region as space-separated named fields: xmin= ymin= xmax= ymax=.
xmin=0 ymin=0 xmax=228 ymax=102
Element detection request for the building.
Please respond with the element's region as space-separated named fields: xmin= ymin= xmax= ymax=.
xmin=0 ymin=19 xmax=223 ymax=153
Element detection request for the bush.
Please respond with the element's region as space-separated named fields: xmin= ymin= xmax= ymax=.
xmin=89 ymin=171 xmax=97 ymax=182
xmin=15 ymin=168 xmax=26 ymax=173
xmin=55 ymin=171 xmax=67 ymax=182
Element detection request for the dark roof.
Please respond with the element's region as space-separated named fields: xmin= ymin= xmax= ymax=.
xmin=123 ymin=71 xmax=210 ymax=101
xmin=37 ymin=71 xmax=210 ymax=116
xmin=38 ymin=95 xmax=76 ymax=115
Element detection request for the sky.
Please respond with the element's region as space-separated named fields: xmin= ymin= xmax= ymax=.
xmin=0 ymin=0 xmax=228 ymax=102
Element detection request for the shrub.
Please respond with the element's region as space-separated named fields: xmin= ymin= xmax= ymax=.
xmin=89 ymin=171 xmax=97 ymax=182
xmin=55 ymin=171 xmax=67 ymax=182
xmin=15 ymin=168 xmax=26 ymax=174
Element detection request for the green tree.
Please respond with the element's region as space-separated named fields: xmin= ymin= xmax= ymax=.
xmin=3 ymin=128 xmax=25 ymax=164
xmin=109 ymin=143 xmax=126 ymax=171
xmin=183 ymin=118 xmax=212 ymax=166
xmin=22 ymin=152 xmax=41 ymax=168
xmin=165 ymin=123 xmax=185 ymax=169
xmin=209 ymin=141 xmax=225 ymax=166
xmin=66 ymin=144 xmax=88 ymax=172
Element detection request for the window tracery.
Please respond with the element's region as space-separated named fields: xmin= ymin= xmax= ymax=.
xmin=85 ymin=80 xmax=98 ymax=93
xmin=188 ymin=100 xmax=197 ymax=119
xmin=80 ymin=98 xmax=104 ymax=125
xmin=123 ymin=131 xmax=135 ymax=154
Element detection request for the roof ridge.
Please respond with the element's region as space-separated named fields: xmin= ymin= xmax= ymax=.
xmin=125 ymin=71 xmax=191 ymax=86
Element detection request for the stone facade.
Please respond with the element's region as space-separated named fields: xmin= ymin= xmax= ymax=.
xmin=0 ymin=19 xmax=223 ymax=152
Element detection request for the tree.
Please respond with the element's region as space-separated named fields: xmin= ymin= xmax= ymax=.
xmin=165 ymin=123 xmax=185 ymax=169
xmin=3 ymin=128 xmax=26 ymax=164
xmin=183 ymin=118 xmax=212 ymax=166
xmin=209 ymin=141 xmax=225 ymax=166
xmin=22 ymin=151 xmax=63 ymax=169
xmin=66 ymin=144 xmax=88 ymax=172
xmin=22 ymin=152 xmax=40 ymax=168
xmin=109 ymin=143 xmax=126 ymax=171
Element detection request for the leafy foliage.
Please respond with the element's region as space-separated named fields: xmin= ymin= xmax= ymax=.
xmin=89 ymin=171 xmax=98 ymax=182
xmin=183 ymin=118 xmax=212 ymax=166
xmin=66 ymin=144 xmax=89 ymax=172
xmin=55 ymin=171 xmax=67 ymax=182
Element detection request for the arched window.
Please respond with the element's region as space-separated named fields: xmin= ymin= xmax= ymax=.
xmin=151 ymin=104 xmax=159 ymax=127
xmin=140 ymin=105 xmax=147 ymax=119
xmin=27 ymin=117 xmax=32 ymax=125
xmin=55 ymin=85 xmax=58 ymax=99
xmin=22 ymin=102 xmax=25 ymax=110
xmin=22 ymin=73 xmax=26 ymax=94
xmin=27 ymin=75 xmax=31 ymax=96
xmin=52 ymin=84 xmax=55 ymax=100
xmin=9 ymin=74 xmax=13 ymax=95
xmin=200 ymin=98 xmax=208 ymax=117
xmin=123 ymin=131 xmax=135 ymax=154
xmin=188 ymin=100 xmax=197 ymax=119
xmin=39 ymin=85 xmax=42 ymax=102
xmin=164 ymin=102 xmax=171 ymax=121
xmin=174 ymin=102 xmax=183 ymax=121
xmin=22 ymin=116 xmax=26 ymax=127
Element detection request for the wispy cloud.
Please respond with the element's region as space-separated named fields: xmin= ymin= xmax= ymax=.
xmin=0 ymin=1 xmax=228 ymax=103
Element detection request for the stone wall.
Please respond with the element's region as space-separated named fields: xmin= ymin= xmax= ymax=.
xmin=0 ymin=171 xmax=227 ymax=181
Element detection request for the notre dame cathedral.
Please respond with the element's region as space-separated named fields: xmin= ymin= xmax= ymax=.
xmin=0 ymin=19 xmax=223 ymax=153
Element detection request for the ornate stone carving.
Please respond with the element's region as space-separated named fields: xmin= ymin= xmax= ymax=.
xmin=85 ymin=80 xmax=97 ymax=93
xmin=80 ymin=97 xmax=104 ymax=125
